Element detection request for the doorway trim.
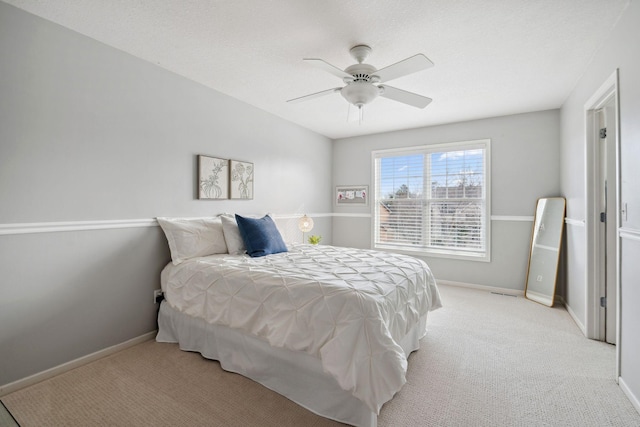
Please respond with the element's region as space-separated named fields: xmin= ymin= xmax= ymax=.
xmin=584 ymin=69 xmax=620 ymax=377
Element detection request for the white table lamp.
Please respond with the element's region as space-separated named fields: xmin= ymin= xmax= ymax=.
xmin=298 ymin=215 xmax=314 ymax=243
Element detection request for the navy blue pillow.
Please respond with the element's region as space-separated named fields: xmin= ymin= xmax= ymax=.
xmin=235 ymin=214 xmax=288 ymax=257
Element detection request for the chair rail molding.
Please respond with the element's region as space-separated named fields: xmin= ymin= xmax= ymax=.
xmin=619 ymin=227 xmax=640 ymax=241
xmin=565 ymin=218 xmax=586 ymax=227
xmin=0 ymin=213 xmax=335 ymax=236
xmin=1 ymin=213 xmax=551 ymax=236
xmin=0 ymin=219 xmax=159 ymax=235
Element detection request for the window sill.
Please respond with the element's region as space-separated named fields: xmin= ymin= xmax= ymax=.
xmin=373 ymin=244 xmax=490 ymax=262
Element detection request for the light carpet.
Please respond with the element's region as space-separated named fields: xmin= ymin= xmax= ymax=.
xmin=2 ymin=285 xmax=639 ymax=426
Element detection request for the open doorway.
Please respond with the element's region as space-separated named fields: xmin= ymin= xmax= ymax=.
xmin=595 ymin=96 xmax=617 ymax=344
xmin=584 ymin=70 xmax=620 ymax=371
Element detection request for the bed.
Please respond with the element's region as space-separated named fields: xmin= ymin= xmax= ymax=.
xmin=155 ymin=215 xmax=441 ymax=427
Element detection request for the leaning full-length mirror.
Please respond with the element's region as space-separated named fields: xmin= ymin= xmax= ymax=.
xmin=525 ymin=197 xmax=566 ymax=306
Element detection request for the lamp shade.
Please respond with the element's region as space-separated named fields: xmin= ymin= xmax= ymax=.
xmin=298 ymin=215 xmax=314 ymax=233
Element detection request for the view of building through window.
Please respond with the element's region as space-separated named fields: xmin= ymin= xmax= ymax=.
xmin=374 ymin=140 xmax=490 ymax=260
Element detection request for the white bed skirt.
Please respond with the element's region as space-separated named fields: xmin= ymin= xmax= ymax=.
xmin=156 ymin=301 xmax=428 ymax=427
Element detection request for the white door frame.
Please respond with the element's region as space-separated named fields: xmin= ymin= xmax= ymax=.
xmin=584 ymin=69 xmax=621 ymax=377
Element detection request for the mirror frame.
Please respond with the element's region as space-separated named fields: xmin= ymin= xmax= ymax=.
xmin=524 ymin=197 xmax=566 ymax=307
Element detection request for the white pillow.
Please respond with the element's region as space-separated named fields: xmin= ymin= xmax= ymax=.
xmin=220 ymin=215 xmax=246 ymax=255
xmin=157 ymin=217 xmax=228 ymax=265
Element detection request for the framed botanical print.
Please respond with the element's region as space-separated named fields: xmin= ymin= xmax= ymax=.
xmin=198 ymin=155 xmax=229 ymax=199
xmin=230 ymin=160 xmax=254 ymax=199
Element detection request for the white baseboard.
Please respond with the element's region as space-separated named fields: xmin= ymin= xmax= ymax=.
xmin=436 ymin=279 xmax=524 ymax=297
xmin=0 ymin=331 xmax=156 ymax=397
xmin=557 ymin=296 xmax=587 ymax=336
xmin=619 ymin=377 xmax=640 ymax=415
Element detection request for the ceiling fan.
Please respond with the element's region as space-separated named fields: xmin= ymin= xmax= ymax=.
xmin=287 ymin=44 xmax=434 ymax=121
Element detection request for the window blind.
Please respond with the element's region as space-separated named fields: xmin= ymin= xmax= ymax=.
xmin=373 ymin=140 xmax=490 ymax=260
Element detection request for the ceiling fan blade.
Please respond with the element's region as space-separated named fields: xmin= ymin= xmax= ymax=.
xmin=373 ymin=54 xmax=434 ymax=83
xmin=304 ymin=58 xmax=353 ymax=80
xmin=287 ymin=87 xmax=341 ymax=103
xmin=379 ymin=85 xmax=432 ymax=109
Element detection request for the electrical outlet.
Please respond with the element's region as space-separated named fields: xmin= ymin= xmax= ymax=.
xmin=537 ymin=275 xmax=543 ymax=282
xmin=153 ymin=289 xmax=163 ymax=304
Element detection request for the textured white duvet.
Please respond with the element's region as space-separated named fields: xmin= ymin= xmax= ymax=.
xmin=161 ymin=244 xmax=441 ymax=413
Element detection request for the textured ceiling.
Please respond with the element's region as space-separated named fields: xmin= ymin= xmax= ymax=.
xmin=3 ymin=0 xmax=630 ymax=139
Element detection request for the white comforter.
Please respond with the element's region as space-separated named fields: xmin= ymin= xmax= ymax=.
xmin=161 ymin=244 xmax=441 ymax=413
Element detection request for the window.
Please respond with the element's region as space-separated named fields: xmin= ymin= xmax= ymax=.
xmin=373 ymin=139 xmax=491 ymax=261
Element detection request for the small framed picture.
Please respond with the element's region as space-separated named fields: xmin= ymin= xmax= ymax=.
xmin=230 ymin=160 xmax=254 ymax=199
xmin=336 ymin=185 xmax=368 ymax=206
xmin=198 ymin=155 xmax=229 ymax=199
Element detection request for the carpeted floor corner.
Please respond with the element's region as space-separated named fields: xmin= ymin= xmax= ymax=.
xmin=3 ymin=285 xmax=639 ymax=426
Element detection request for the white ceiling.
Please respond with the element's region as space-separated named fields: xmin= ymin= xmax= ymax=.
xmin=4 ymin=0 xmax=630 ymax=139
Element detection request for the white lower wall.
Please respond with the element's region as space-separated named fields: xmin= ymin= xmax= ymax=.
xmin=620 ymin=233 xmax=640 ymax=410
xmin=563 ymin=221 xmax=587 ymax=325
xmin=333 ymin=215 xmax=534 ymax=291
xmin=0 ymin=225 xmax=169 ymax=386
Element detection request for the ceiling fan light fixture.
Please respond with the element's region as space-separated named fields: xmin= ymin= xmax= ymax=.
xmin=288 ymin=45 xmax=435 ymax=116
xmin=340 ymin=82 xmax=380 ymax=107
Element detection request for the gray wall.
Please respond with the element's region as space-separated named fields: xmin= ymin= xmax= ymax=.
xmin=0 ymin=3 xmax=332 ymax=387
xmin=560 ymin=0 xmax=640 ymax=410
xmin=332 ymin=110 xmax=561 ymax=290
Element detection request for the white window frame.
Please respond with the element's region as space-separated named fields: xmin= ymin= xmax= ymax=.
xmin=371 ymin=139 xmax=491 ymax=262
